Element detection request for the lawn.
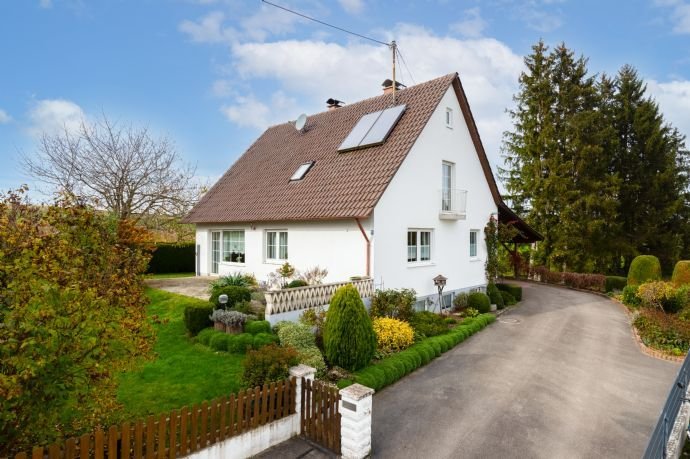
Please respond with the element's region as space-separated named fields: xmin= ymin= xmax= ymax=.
xmin=117 ymin=288 xmax=244 ymax=419
xmin=144 ymin=272 xmax=196 ymax=279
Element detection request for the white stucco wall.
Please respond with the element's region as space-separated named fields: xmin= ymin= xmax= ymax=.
xmin=195 ymin=219 xmax=371 ymax=284
xmin=372 ymin=86 xmax=497 ymax=299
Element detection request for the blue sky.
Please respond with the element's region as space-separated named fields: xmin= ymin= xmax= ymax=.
xmin=1 ymin=0 xmax=690 ymax=193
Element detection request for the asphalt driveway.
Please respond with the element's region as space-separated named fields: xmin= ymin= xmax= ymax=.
xmin=372 ymin=282 xmax=680 ymax=459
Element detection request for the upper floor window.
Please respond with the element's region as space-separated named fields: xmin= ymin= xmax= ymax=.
xmin=223 ymin=230 xmax=245 ymax=263
xmin=442 ymin=161 xmax=454 ymax=212
xmin=470 ymin=230 xmax=478 ymax=258
xmin=408 ymin=229 xmax=432 ymax=263
xmin=445 ymin=108 xmax=453 ymax=128
xmin=266 ymin=230 xmax=288 ymax=261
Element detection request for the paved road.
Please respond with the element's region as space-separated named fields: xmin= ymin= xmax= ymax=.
xmin=372 ymin=282 xmax=680 ymax=459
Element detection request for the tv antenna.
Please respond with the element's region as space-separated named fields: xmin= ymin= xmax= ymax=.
xmin=261 ymin=0 xmax=403 ymax=103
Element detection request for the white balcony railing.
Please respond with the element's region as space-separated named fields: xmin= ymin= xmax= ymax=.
xmin=439 ymin=189 xmax=467 ymax=220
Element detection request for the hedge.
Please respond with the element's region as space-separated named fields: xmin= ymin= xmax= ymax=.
xmin=672 ymin=261 xmax=690 ymax=286
xmin=184 ymin=303 xmax=214 ymax=336
xmin=147 ymin=242 xmax=195 ymax=274
xmin=339 ymin=314 xmax=495 ymax=392
xmin=532 ymin=266 xmax=606 ymax=292
xmin=209 ymin=286 xmax=252 ymax=309
xmin=195 ymin=328 xmax=278 ymax=354
xmin=605 ymin=276 xmax=627 ymax=292
xmin=628 ymin=255 xmax=662 ymax=286
xmin=497 ymin=283 xmax=522 ymax=301
xmin=468 ymin=292 xmax=490 ymax=313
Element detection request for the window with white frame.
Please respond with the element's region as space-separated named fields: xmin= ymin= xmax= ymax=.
xmin=470 ymin=230 xmax=478 ymax=258
xmin=442 ymin=161 xmax=454 ymax=211
xmin=407 ymin=229 xmax=432 ymax=263
xmin=266 ymin=230 xmax=288 ymax=261
xmin=222 ymin=230 xmax=245 ymax=263
xmin=445 ymin=107 xmax=453 ymax=128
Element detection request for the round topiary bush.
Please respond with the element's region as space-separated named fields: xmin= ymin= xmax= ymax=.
xmin=468 ymin=292 xmax=491 ymax=313
xmin=285 ymin=279 xmax=308 ymax=288
xmin=487 ymin=284 xmax=504 ymax=309
xmin=209 ymin=285 xmax=252 ymax=309
xmin=323 ymin=285 xmax=376 ymax=372
xmin=245 ymin=320 xmax=271 ymax=335
xmin=672 ymin=261 xmax=690 ymax=286
xmin=628 ymin=255 xmax=662 ymax=286
xmin=209 ymin=332 xmax=230 ymax=351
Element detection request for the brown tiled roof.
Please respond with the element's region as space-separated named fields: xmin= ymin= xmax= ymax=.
xmin=183 ymin=73 xmax=500 ymax=224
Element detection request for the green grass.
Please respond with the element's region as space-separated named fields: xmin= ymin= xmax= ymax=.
xmin=117 ymin=288 xmax=244 ymax=419
xmin=144 ymin=272 xmax=196 ymax=279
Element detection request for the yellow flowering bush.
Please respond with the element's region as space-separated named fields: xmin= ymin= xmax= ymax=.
xmin=637 ymin=281 xmax=682 ymax=313
xmin=372 ymin=317 xmax=414 ymax=353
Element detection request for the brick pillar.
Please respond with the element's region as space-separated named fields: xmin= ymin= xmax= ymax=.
xmin=339 ymin=383 xmax=375 ymax=459
xmin=288 ymin=364 xmax=316 ymax=435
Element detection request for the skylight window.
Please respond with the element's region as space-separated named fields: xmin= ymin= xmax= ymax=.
xmin=338 ymin=104 xmax=407 ymax=153
xmin=290 ymin=161 xmax=314 ymax=181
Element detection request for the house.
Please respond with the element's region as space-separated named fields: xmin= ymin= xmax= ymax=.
xmin=183 ymin=73 xmax=540 ymax=307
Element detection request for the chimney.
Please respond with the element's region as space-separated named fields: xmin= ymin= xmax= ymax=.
xmin=382 ymin=79 xmax=405 ymax=94
xmin=326 ymin=98 xmax=344 ymax=111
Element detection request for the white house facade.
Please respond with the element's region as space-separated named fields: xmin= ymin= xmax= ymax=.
xmin=185 ymin=73 xmax=535 ymax=306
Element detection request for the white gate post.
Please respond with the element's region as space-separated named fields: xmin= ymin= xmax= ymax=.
xmin=288 ymin=364 xmax=316 ymax=436
xmin=339 ymin=383 xmax=375 ymax=459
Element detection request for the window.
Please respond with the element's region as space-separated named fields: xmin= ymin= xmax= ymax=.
xmin=442 ymin=162 xmax=454 ymax=211
xmin=445 ymin=108 xmax=453 ymax=128
xmin=407 ymin=230 xmax=432 ymax=263
xmin=266 ymin=230 xmax=288 ymax=261
xmin=222 ymin=230 xmax=245 ymax=263
xmin=470 ymin=230 xmax=478 ymax=258
xmin=290 ymin=162 xmax=314 ymax=181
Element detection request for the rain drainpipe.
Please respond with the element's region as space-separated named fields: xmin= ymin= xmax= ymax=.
xmin=355 ymin=218 xmax=371 ymax=277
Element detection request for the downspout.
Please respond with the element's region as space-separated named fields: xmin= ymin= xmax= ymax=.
xmin=355 ymin=218 xmax=371 ymax=278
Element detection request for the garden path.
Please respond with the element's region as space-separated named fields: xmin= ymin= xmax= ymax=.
xmin=145 ymin=276 xmax=215 ymax=300
xmin=372 ymin=282 xmax=679 ymax=458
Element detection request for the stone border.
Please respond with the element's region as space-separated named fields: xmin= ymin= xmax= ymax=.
xmin=501 ymin=278 xmax=685 ymax=363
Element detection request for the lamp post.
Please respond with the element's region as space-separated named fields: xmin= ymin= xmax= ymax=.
xmin=218 ymin=294 xmax=229 ymax=309
xmin=433 ymin=274 xmax=447 ymax=314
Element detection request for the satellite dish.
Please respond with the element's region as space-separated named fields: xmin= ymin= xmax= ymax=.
xmin=295 ymin=113 xmax=307 ymax=132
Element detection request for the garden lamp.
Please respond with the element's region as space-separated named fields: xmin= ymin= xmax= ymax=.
xmin=218 ymin=294 xmax=229 ymax=309
xmin=433 ymin=274 xmax=447 ymax=313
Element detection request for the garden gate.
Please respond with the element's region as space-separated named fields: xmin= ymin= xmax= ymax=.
xmin=301 ymin=378 xmax=341 ymax=454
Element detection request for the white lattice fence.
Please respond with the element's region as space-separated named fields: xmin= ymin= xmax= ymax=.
xmin=265 ymin=278 xmax=374 ymax=316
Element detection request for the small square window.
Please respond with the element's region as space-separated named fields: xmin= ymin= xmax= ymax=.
xmin=290 ymin=162 xmax=314 ymax=181
xmin=445 ymin=108 xmax=453 ymax=128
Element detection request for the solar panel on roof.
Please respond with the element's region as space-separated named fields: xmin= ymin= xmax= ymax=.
xmin=338 ymin=104 xmax=407 ymax=152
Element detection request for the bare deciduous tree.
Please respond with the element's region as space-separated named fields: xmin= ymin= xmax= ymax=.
xmin=22 ymin=115 xmax=198 ymax=222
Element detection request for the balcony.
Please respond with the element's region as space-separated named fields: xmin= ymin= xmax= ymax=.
xmin=439 ymin=189 xmax=467 ymax=220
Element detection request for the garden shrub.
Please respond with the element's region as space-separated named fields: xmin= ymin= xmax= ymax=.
xmin=323 ymin=285 xmax=377 ymax=372
xmin=672 ymin=261 xmax=690 ymax=286
xmin=209 ymin=309 xmax=250 ymax=329
xmin=227 ymin=333 xmax=255 ymax=354
xmin=372 ymin=317 xmax=415 ymax=353
xmin=253 ymin=332 xmax=279 ymax=349
xmin=210 ymin=272 xmax=258 ymax=289
xmin=628 ymin=255 xmax=662 ymax=286
xmin=369 ymin=288 xmax=416 ymax=322
xmin=497 ymin=283 xmax=522 ymax=301
xmin=637 ymin=281 xmax=683 ymax=313
xmin=278 ymin=322 xmax=317 ymax=349
xmin=444 ymin=317 xmax=457 ymax=325
xmin=409 ymin=311 xmax=448 ymax=338
xmin=241 ymin=344 xmax=299 ymax=389
xmin=634 ymin=308 xmax=690 ymax=355
xmin=147 ymin=242 xmax=195 ymax=274
xmin=245 ymin=320 xmax=271 ymax=335
xmin=285 ymin=279 xmax=308 ymax=288
xmin=210 ymin=332 xmax=230 ymax=351
xmin=299 ymin=307 xmax=326 ymax=349
xmin=184 ymin=303 xmax=214 ymax=336
xmin=468 ymin=292 xmax=491 ymax=313
xmin=605 ymin=276 xmax=627 ymax=292
xmin=487 ymin=283 xmax=504 ymax=309
xmin=562 ymin=272 xmax=606 ymax=291
xmin=452 ymin=292 xmax=469 ymax=311
xmin=622 ymin=285 xmax=641 ymax=307
xmin=297 ymin=346 xmax=327 ymax=376
xmin=500 ymin=291 xmax=517 ymax=306
xmin=209 ymin=285 xmax=252 ymax=309
xmin=196 ymin=328 xmax=216 ymax=346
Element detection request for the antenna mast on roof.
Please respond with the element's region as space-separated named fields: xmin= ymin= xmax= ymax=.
xmin=391 ymin=40 xmax=397 ymax=104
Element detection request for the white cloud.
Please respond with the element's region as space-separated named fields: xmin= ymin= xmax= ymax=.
xmin=338 ymin=0 xmax=364 ymax=14
xmin=28 ymin=99 xmax=85 ymax=137
xmin=0 ymin=109 xmax=11 ymax=124
xmin=39 ymin=0 xmax=52 ymax=8
xmin=224 ymin=24 xmax=524 ymax=171
xmin=647 ymin=79 xmax=690 ymax=141
xmin=654 ymin=0 xmax=690 ymax=33
xmin=450 ymin=7 xmax=487 ymax=38
xmin=211 ymin=79 xmax=234 ymax=97
xmin=179 ymin=11 xmax=237 ymax=44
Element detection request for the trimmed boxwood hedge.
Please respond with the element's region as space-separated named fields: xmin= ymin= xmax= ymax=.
xmin=605 ymin=276 xmax=627 ymax=292
xmin=339 ymin=314 xmax=495 ymax=391
xmin=195 ymin=328 xmax=278 ymax=354
xmin=496 ymin=283 xmax=522 ymax=301
xmin=628 ymin=255 xmax=662 ymax=286
xmin=245 ymin=320 xmax=271 ymax=335
xmin=147 ymin=242 xmax=195 ymax=274
xmin=672 ymin=261 xmax=690 ymax=286
xmin=468 ymin=292 xmax=491 ymax=313
xmin=184 ymin=303 xmax=214 ymax=336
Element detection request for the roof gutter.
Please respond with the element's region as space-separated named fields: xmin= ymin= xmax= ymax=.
xmin=355 ymin=218 xmax=371 ymax=278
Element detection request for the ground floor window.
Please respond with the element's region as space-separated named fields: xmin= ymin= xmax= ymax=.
xmin=470 ymin=230 xmax=478 ymax=257
xmin=223 ymin=230 xmax=245 ymax=263
xmin=407 ymin=229 xmax=432 ymax=263
xmin=266 ymin=230 xmax=288 ymax=261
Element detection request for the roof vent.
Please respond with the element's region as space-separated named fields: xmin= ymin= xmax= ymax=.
xmin=382 ymin=79 xmax=406 ymax=94
xmin=327 ymin=98 xmax=344 ymax=111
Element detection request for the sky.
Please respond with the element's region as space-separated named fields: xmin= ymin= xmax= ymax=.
xmin=1 ymin=0 xmax=690 ymax=194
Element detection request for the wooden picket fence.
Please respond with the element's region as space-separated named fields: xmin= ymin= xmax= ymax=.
xmin=12 ymin=378 xmax=296 ymax=459
xmin=300 ymin=379 xmax=341 ymax=454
